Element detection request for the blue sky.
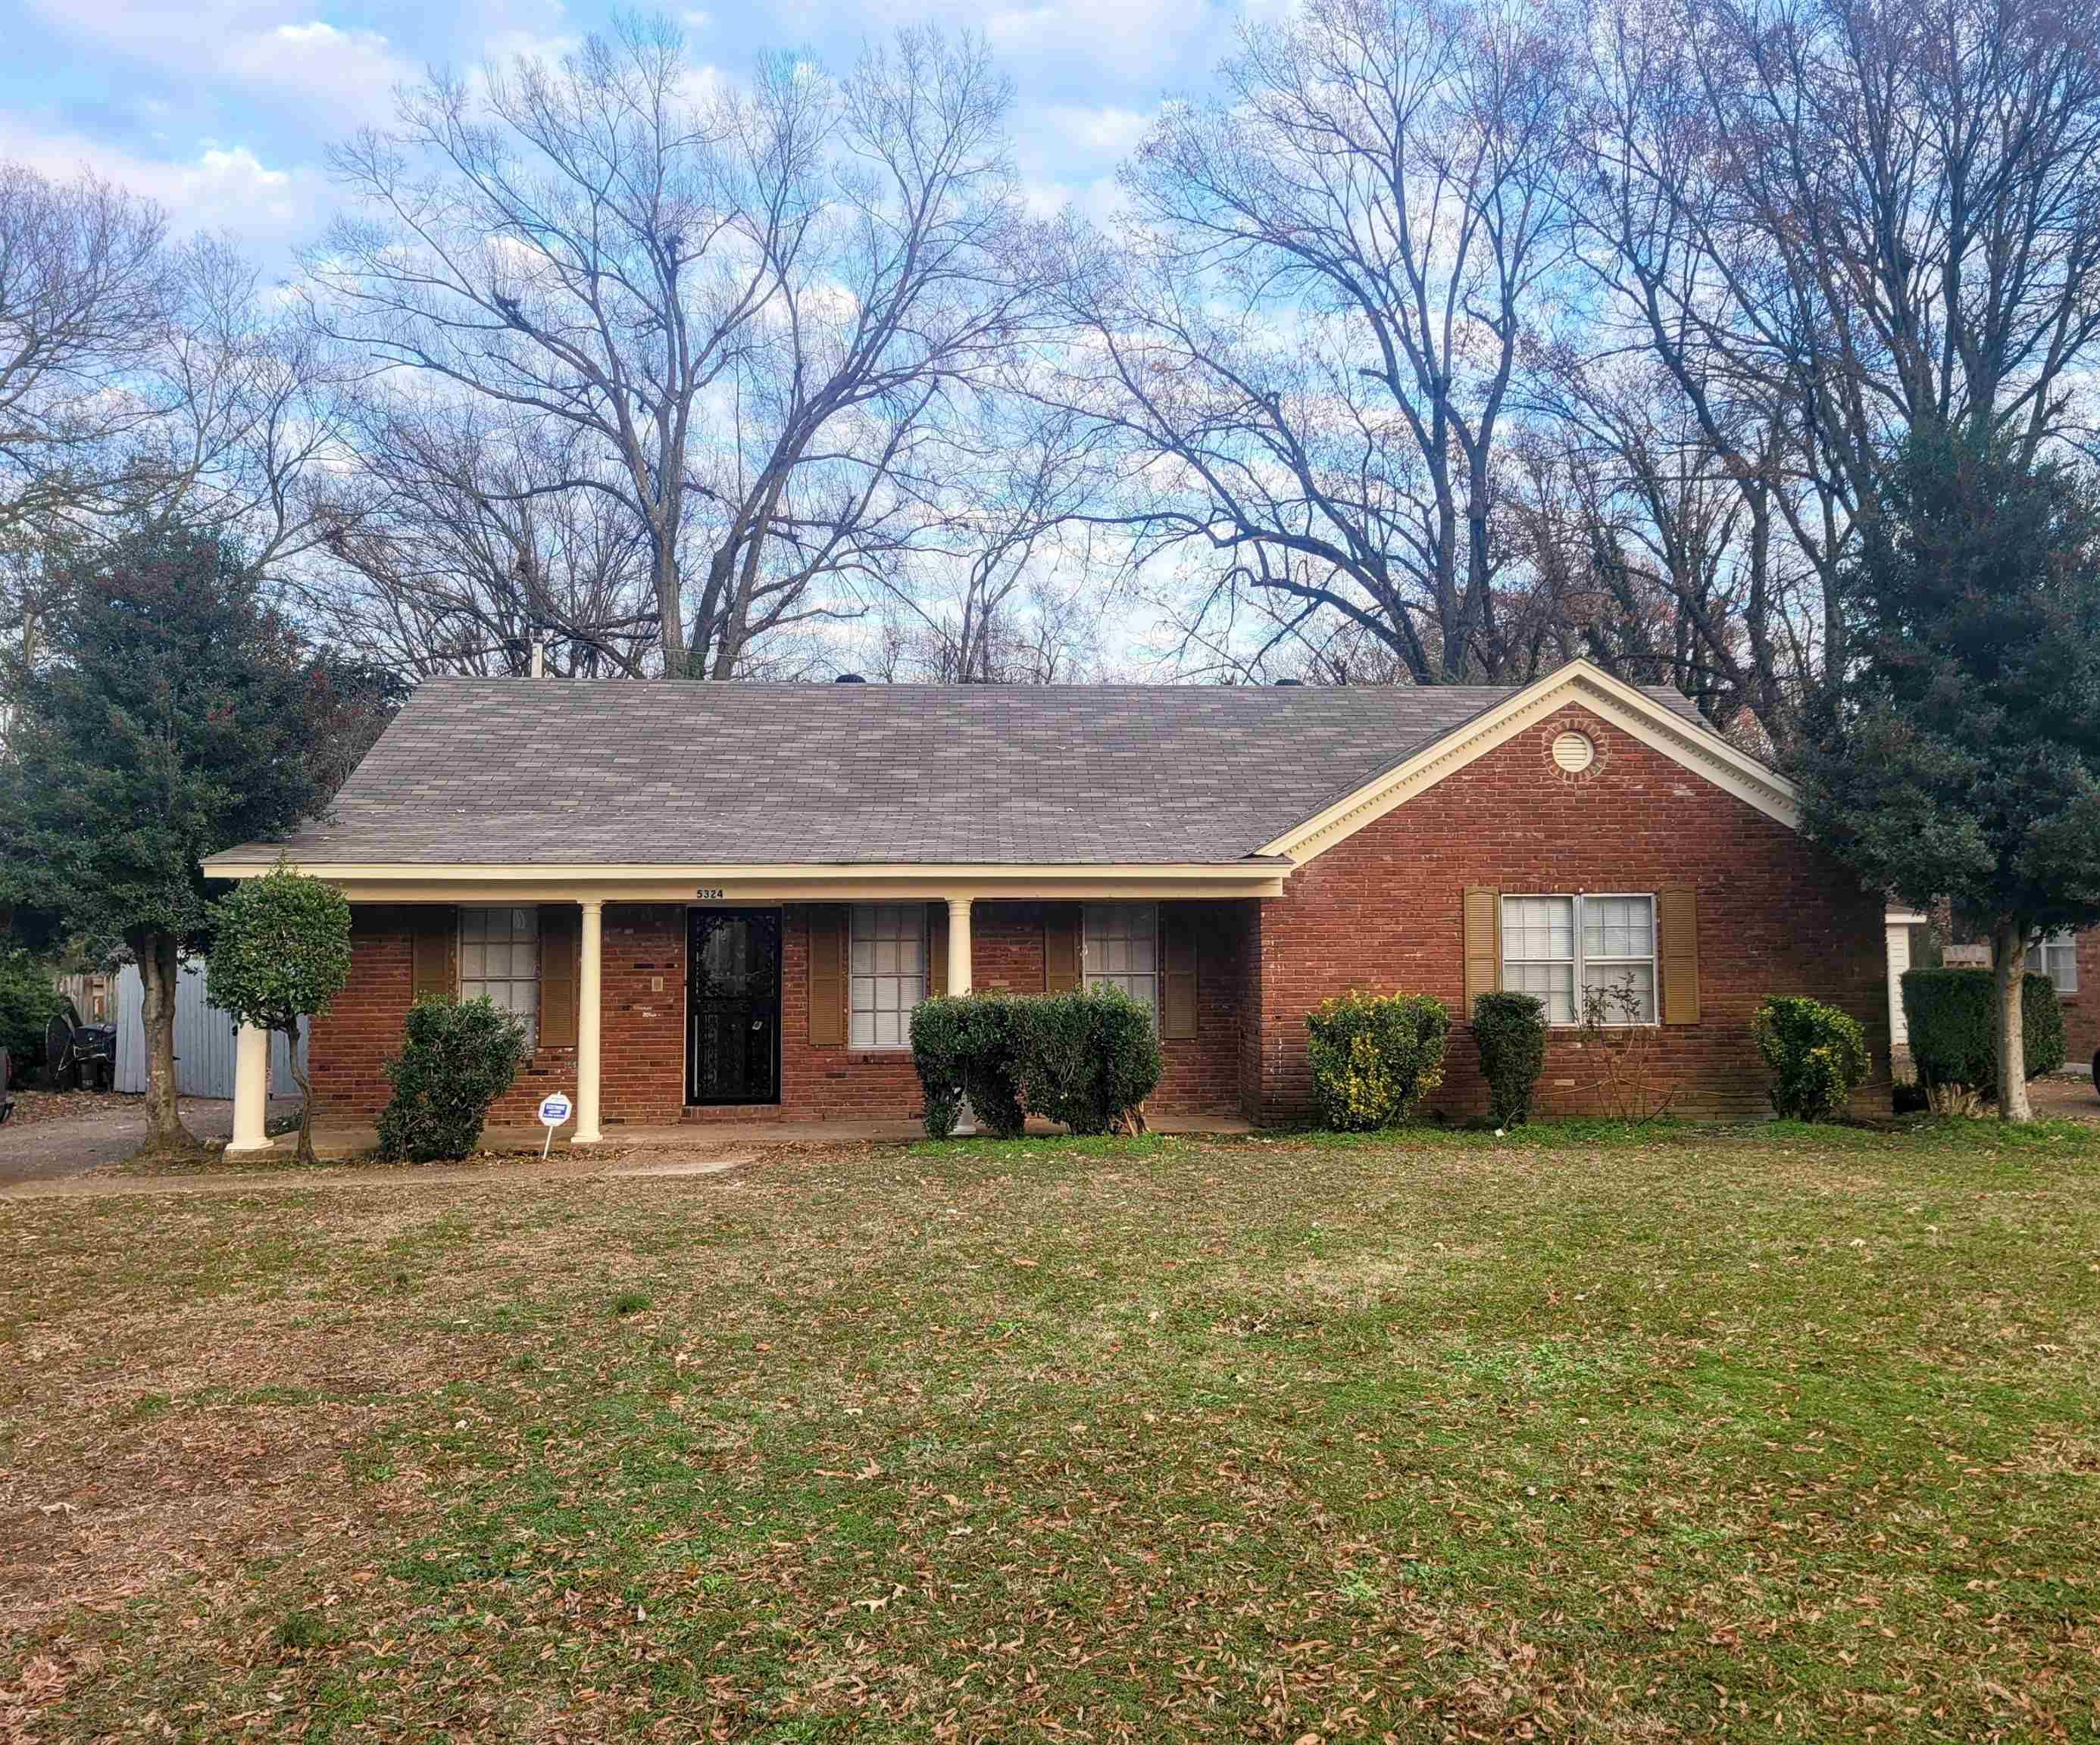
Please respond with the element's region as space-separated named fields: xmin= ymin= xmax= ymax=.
xmin=0 ymin=0 xmax=1254 ymax=273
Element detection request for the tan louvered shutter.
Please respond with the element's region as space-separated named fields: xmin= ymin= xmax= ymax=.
xmin=928 ymin=903 xmax=948 ymax=996
xmin=1462 ymin=888 xmax=1501 ymax=1014
xmin=539 ymin=906 xmax=580 ymax=1047
xmin=411 ymin=908 xmax=457 ymax=1002
xmin=1045 ymin=905 xmax=1082 ymax=993
xmin=808 ymin=906 xmax=846 ymax=1045
xmin=1161 ymin=906 xmax=1199 ymax=1039
xmin=1658 ymin=887 xmax=1701 ymax=1024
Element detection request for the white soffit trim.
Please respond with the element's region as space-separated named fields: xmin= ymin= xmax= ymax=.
xmin=1262 ymin=660 xmax=1801 ymax=866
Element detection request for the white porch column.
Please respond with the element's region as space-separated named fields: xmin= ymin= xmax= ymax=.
xmin=227 ymin=1023 xmax=273 ymax=1154
xmin=575 ymin=898 xmax=604 ymax=1144
xmin=945 ymin=897 xmax=973 ymax=995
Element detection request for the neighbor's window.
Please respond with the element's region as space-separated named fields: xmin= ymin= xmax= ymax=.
xmin=1502 ymin=893 xmax=1657 ymax=1025
xmin=2033 ymin=929 xmax=2080 ymax=994
xmin=461 ymin=906 xmax=539 ymax=1047
xmin=850 ymin=904 xmax=927 ymax=1048
xmin=1083 ymin=902 xmax=1159 ymax=1024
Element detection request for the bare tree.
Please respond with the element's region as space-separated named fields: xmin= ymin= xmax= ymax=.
xmin=308 ymin=17 xmax=1035 ymax=679
xmin=0 ymin=163 xmax=172 ymax=542
xmin=306 ymin=401 xmax=658 ymax=677
xmin=1042 ymin=0 xmax=1569 ymax=684
xmin=1571 ymin=0 xmax=2100 ymax=673
xmin=865 ymin=401 xmax=1116 ymax=682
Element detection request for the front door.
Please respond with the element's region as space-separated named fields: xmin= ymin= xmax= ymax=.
xmin=687 ymin=909 xmax=782 ymax=1105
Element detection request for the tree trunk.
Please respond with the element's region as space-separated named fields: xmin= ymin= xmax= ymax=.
xmin=652 ymin=531 xmax=685 ymax=679
xmin=135 ymin=931 xmax=195 ymax=1151
xmin=288 ymin=1013 xmax=317 ymax=1167
xmin=1992 ymin=921 xmax=2031 ymax=1123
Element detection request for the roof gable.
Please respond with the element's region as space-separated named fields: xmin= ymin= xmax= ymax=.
xmin=1264 ymin=660 xmax=1798 ymax=866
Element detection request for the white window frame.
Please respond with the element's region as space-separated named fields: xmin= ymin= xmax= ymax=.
xmin=1502 ymin=892 xmax=1658 ymax=1027
xmin=1083 ymin=901 xmax=1161 ymax=1027
xmin=460 ymin=905 xmax=539 ymax=1050
xmin=849 ymin=903 xmax=927 ymax=1050
xmin=2033 ymin=929 xmax=2079 ymax=994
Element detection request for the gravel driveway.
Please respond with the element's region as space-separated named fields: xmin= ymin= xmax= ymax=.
xmin=0 ymin=1092 xmax=297 ymax=1187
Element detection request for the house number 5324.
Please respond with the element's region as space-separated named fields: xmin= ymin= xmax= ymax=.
xmin=695 ymin=886 xmax=725 ymax=901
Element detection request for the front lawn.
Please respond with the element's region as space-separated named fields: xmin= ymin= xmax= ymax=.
xmin=4 ymin=1121 xmax=2098 ymax=1740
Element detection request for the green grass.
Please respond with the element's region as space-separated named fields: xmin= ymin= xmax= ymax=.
xmin=3 ymin=1119 xmax=2098 ymax=1740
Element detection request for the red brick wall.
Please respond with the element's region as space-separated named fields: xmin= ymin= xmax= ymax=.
xmin=1248 ymin=705 xmax=1890 ymax=1122
xmin=309 ymin=905 xmax=416 ymax=1120
xmin=2064 ymin=931 xmax=2099 ymax=1072
xmin=314 ymin=897 xmax=1261 ymax=1126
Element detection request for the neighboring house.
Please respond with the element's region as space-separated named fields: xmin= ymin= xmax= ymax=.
xmin=202 ymin=658 xmax=1891 ymax=1148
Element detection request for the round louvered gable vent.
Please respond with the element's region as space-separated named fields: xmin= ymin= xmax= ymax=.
xmin=1552 ymin=730 xmax=1595 ymax=773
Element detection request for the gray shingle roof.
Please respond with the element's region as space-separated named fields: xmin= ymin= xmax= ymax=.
xmin=223 ymin=676 xmax=1717 ymax=867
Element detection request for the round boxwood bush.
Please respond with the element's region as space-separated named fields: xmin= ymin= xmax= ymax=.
xmin=1750 ymin=995 xmax=1870 ymax=1121
xmin=1306 ymin=991 xmax=1450 ymax=1131
xmin=1021 ymin=985 xmax=1164 ymax=1135
xmin=909 ymin=993 xmax=1027 ymax=1138
xmin=377 ymin=996 xmax=530 ymax=1162
xmin=1472 ymin=990 xmax=1548 ymax=1128
xmin=1902 ymin=966 xmax=2064 ymax=1091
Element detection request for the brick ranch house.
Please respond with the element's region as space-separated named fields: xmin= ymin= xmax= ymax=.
xmin=202 ymin=659 xmax=1892 ymax=1150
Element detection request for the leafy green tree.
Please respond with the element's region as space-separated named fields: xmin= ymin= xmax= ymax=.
xmin=208 ymin=867 xmax=352 ymax=1164
xmin=1793 ymin=433 xmax=2100 ymax=1121
xmin=0 ymin=523 xmax=340 ymax=1152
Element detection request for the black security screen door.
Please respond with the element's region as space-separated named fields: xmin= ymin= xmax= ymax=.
xmin=687 ymin=910 xmax=782 ymax=1105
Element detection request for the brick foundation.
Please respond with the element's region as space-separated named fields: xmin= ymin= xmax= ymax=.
xmin=309 ymin=705 xmax=1886 ymax=1129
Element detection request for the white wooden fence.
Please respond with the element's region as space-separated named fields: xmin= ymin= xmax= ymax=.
xmin=107 ymin=958 xmax=307 ymax=1098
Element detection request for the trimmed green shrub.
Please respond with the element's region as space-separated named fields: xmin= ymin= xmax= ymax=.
xmin=1751 ymin=996 xmax=1870 ymax=1121
xmin=1902 ymin=966 xmax=2064 ymax=1091
xmin=1020 ymin=986 xmax=1164 ymax=1135
xmin=909 ymin=994 xmax=1027 ymax=1138
xmin=377 ymin=997 xmax=529 ymax=1162
xmin=0 ymin=951 xmax=62 ymax=1080
xmin=1306 ymin=991 xmax=1450 ymax=1131
xmin=1472 ymin=991 xmax=1548 ymax=1128
xmin=208 ymin=868 xmax=352 ymax=1163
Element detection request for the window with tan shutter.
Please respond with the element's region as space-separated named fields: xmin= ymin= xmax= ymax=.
xmin=1083 ymin=902 xmax=1159 ymax=1025
xmin=1501 ymin=893 xmax=1656 ymax=1025
xmin=849 ymin=904 xmax=927 ymax=1047
xmin=461 ymin=906 xmax=540 ymax=1047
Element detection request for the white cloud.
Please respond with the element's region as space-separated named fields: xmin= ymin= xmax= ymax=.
xmin=0 ymin=120 xmax=328 ymax=257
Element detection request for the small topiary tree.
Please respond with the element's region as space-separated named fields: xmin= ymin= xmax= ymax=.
xmin=208 ymin=868 xmax=353 ymax=1163
xmin=377 ymin=997 xmax=530 ymax=1162
xmin=1021 ymin=986 xmax=1165 ymax=1135
xmin=1903 ymin=967 xmax=2064 ymax=1094
xmin=1472 ymin=991 xmax=1548 ymax=1129
xmin=909 ymin=993 xmax=1028 ymax=1138
xmin=1750 ymin=996 xmax=1870 ymax=1122
xmin=1306 ymin=991 xmax=1449 ymax=1131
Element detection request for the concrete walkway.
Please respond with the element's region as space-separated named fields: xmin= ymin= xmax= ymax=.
xmin=0 ymin=1146 xmax=757 ymax=1203
xmin=302 ymin=1111 xmax=1255 ymax=1161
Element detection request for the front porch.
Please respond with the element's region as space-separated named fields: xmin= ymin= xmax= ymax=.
xmin=221 ymin=864 xmax=1287 ymax=1156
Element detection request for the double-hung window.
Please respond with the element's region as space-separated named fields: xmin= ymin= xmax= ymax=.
xmin=1502 ymin=893 xmax=1657 ymax=1025
xmin=461 ymin=906 xmax=539 ymax=1047
xmin=2033 ymin=929 xmax=2080 ymax=994
xmin=850 ymin=904 xmax=927 ymax=1047
xmin=1083 ymin=902 xmax=1159 ymax=1025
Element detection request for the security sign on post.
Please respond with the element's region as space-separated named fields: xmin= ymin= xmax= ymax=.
xmin=536 ymin=1091 xmax=573 ymax=1160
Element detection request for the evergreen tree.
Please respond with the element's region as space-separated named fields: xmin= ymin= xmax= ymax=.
xmin=0 ymin=524 xmax=337 ymax=1152
xmin=1794 ymin=432 xmax=2100 ymax=1120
